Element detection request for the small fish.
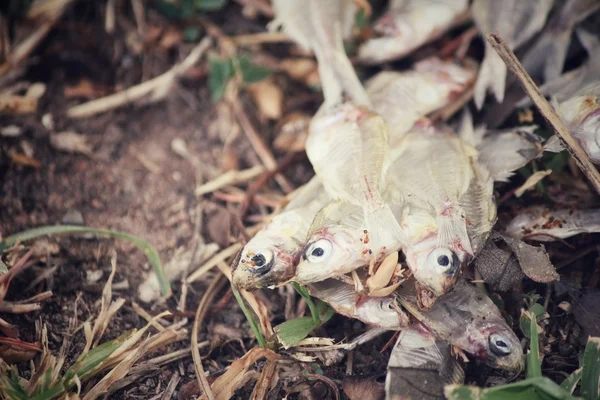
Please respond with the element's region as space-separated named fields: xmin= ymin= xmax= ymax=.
xmin=357 ymin=0 xmax=469 ymax=65
xmin=521 ymin=29 xmax=600 ymax=108
xmin=387 ymin=124 xmax=496 ymax=299
xmin=398 ymin=279 xmax=524 ymax=371
xmin=505 ymin=206 xmax=600 ymax=241
xmin=521 ymin=0 xmax=600 ymax=81
xmin=307 ymin=279 xmax=409 ymax=330
xmin=386 ymin=325 xmax=464 ymax=400
xmin=472 ymin=0 xmax=553 ymax=108
xmin=232 ymin=177 xmax=329 ymax=290
xmin=366 ymin=57 xmax=477 ymax=142
xmin=544 ymin=82 xmax=600 ymax=163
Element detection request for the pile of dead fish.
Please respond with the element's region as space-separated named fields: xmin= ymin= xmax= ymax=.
xmin=231 ymin=0 xmax=600 ymax=398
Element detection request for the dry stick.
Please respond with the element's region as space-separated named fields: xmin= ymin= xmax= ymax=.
xmin=67 ymin=37 xmax=212 ymax=118
xmin=487 ymin=34 xmax=600 ymax=195
xmin=230 ymin=98 xmax=293 ymax=193
xmin=192 ymin=274 xmax=227 ymax=400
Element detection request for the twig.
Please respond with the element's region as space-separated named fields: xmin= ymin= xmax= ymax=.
xmin=161 ymin=370 xmax=180 ymax=400
xmin=67 ymin=37 xmax=212 ymax=118
xmin=230 ymin=97 xmax=293 ymax=193
xmin=191 ymin=274 xmax=226 ymax=400
xmin=487 ymin=34 xmax=600 ymax=195
xmin=195 ymin=166 xmax=265 ymax=197
xmin=186 ymin=242 xmax=243 ymax=284
xmin=233 ymin=32 xmax=290 ymax=46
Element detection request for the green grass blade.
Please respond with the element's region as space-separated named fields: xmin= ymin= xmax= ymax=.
xmin=527 ymin=310 xmax=542 ymax=379
xmin=0 ymin=225 xmax=170 ymax=297
xmin=291 ymin=282 xmax=319 ymax=324
xmin=581 ymin=337 xmax=600 ymax=399
xmin=561 ymin=368 xmax=582 ymax=394
xmin=232 ymin=286 xmax=266 ymax=348
xmin=445 ymin=377 xmax=582 ymax=400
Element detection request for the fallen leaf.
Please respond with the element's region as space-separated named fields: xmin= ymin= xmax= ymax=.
xmin=64 ymin=79 xmax=109 ymax=99
xmin=496 ymin=233 xmax=559 ymax=283
xmin=247 ymin=78 xmax=283 ymax=120
xmin=50 ymin=131 xmax=93 ymax=155
xmin=160 ymin=29 xmax=183 ymax=49
xmin=515 ymin=170 xmax=552 ymax=197
xmin=474 ymin=237 xmax=525 ymax=291
xmin=206 ymin=205 xmax=231 ymax=248
xmin=342 ymin=376 xmax=385 ymax=400
xmin=274 ymin=112 xmax=310 ymax=153
xmin=9 ymin=151 xmax=41 ymax=168
xmin=0 ymin=337 xmax=41 ymax=363
xmin=206 ymin=347 xmax=278 ymax=400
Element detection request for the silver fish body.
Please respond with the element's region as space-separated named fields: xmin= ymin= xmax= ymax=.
xmin=505 ymin=206 xmax=600 ymax=241
xmin=397 ymin=279 xmax=524 ymax=371
xmin=358 ymin=0 xmax=469 ymax=64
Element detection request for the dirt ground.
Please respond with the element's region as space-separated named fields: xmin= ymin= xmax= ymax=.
xmin=1 ymin=1 xmax=600 ymax=399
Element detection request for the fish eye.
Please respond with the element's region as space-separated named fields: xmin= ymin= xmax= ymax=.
xmin=427 ymin=248 xmax=459 ymax=275
xmin=304 ymin=239 xmax=333 ymax=263
xmin=489 ymin=333 xmax=512 ymax=356
xmin=248 ymin=249 xmax=274 ymax=275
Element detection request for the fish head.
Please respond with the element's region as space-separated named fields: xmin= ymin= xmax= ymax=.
xmin=232 ymin=232 xmax=300 ymax=290
xmin=474 ymin=318 xmax=524 ymax=371
xmin=356 ymin=296 xmax=408 ymax=330
xmin=295 ymin=224 xmax=367 ymax=283
xmin=406 ymin=235 xmax=468 ymax=304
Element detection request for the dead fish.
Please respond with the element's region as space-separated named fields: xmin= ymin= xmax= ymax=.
xmin=544 ymin=81 xmax=600 ymax=163
xmin=472 ymin=0 xmax=553 ymax=108
xmin=505 ymin=206 xmax=600 ymax=241
xmin=366 ymin=57 xmax=477 ymax=142
xmin=521 ymin=0 xmax=600 ymax=81
xmin=357 ymin=0 xmax=469 ymax=65
xmin=232 ymin=177 xmax=329 ymax=290
xmin=386 ymin=325 xmax=464 ymax=400
xmin=387 ymin=124 xmax=496 ymax=300
xmin=308 ymin=279 xmax=409 ymax=330
xmin=520 ymin=29 xmax=600 ymax=108
xmin=473 ymin=126 xmax=543 ymax=182
xmin=398 ymin=279 xmax=524 ymax=371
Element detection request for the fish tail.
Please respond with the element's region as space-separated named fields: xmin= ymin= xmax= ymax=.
xmin=474 ymin=43 xmax=507 ymax=109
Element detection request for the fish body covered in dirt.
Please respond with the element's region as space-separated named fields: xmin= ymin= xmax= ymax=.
xmin=544 ymin=82 xmax=600 ymax=163
xmin=386 ymin=325 xmax=464 ymax=400
xmin=366 ymin=57 xmax=477 ymax=142
xmin=307 ymin=279 xmax=409 ymax=330
xmin=387 ymin=124 xmax=496 ymax=303
xmin=398 ymin=279 xmax=524 ymax=371
xmin=505 ymin=206 xmax=600 ymax=241
xmin=358 ymin=0 xmax=469 ymax=65
xmin=472 ymin=0 xmax=553 ymax=108
xmin=232 ymin=177 xmax=329 ymax=290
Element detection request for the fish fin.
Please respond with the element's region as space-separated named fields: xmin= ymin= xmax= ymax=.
xmin=576 ymin=28 xmax=600 ymax=57
xmin=437 ymin=209 xmax=474 ymax=255
xmin=386 ymin=327 xmax=464 ymax=399
xmin=365 ymin=204 xmax=407 ymax=252
xmin=307 ymin=201 xmax=364 ymax=240
xmin=457 ymin=109 xmax=476 ymax=147
xmin=543 ymin=135 xmax=565 ymax=154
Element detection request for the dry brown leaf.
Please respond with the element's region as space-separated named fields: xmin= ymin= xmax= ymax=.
xmin=274 ymin=112 xmax=310 ymax=153
xmin=160 ymin=29 xmax=183 ymax=49
xmin=204 ymin=347 xmax=278 ymax=400
xmin=50 ymin=131 xmax=93 ymax=155
xmin=206 ymin=205 xmax=232 ymax=248
xmin=515 ymin=170 xmax=552 ymax=197
xmin=280 ymin=58 xmax=320 ymax=87
xmin=0 ymin=338 xmax=41 ymax=363
xmin=342 ymin=376 xmax=385 ymax=400
xmin=64 ymin=79 xmax=109 ymax=99
xmin=247 ymin=79 xmax=283 ymax=120
xmin=250 ymin=360 xmax=279 ymax=400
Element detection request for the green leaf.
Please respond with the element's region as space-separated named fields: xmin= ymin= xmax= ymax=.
xmin=581 ymin=337 xmax=600 ymax=399
xmin=275 ymin=300 xmax=334 ymax=348
xmin=527 ymin=309 xmax=542 ymax=379
xmin=292 ymin=282 xmax=319 ymax=324
xmin=0 ymin=225 xmax=171 ymax=297
xmin=520 ymin=304 xmax=546 ymax=339
xmin=152 ymin=0 xmax=195 ymax=19
xmin=238 ymin=56 xmax=270 ymax=84
xmin=208 ymin=57 xmax=234 ymax=102
xmin=354 ymin=7 xmax=370 ymax=29
xmin=193 ymin=0 xmax=227 ymax=11
xmin=183 ymin=26 xmax=203 ymax=42
xmin=561 ymin=368 xmax=582 ymax=394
